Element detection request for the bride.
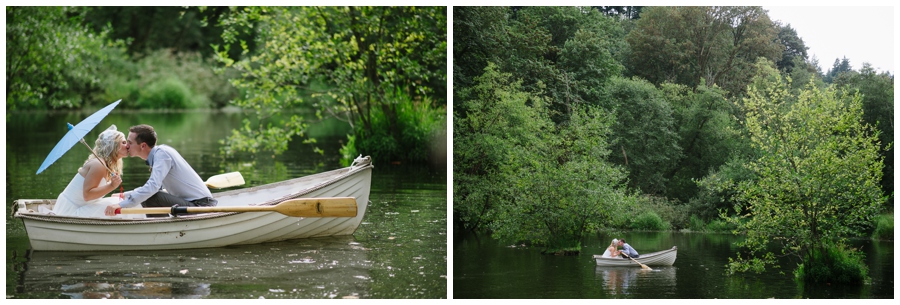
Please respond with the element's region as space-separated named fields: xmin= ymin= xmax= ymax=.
xmin=52 ymin=125 xmax=140 ymax=218
xmin=602 ymin=238 xmax=621 ymax=258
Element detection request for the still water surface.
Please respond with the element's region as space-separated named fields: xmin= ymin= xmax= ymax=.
xmin=454 ymin=231 xmax=893 ymax=298
xmin=5 ymin=110 xmax=447 ymax=298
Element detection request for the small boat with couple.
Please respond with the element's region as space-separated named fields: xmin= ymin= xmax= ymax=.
xmin=14 ymin=155 xmax=373 ymax=251
xmin=14 ymin=123 xmax=372 ymax=251
xmin=592 ymin=238 xmax=678 ymax=268
xmin=14 ymin=102 xmax=374 ymax=252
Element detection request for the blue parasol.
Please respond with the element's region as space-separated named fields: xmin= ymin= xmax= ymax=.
xmin=35 ymin=99 xmax=122 ymax=175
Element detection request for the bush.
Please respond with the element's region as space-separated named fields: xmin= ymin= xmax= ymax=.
xmin=339 ymin=134 xmax=359 ymax=167
xmin=630 ymin=211 xmax=670 ymax=231
xmin=688 ymin=214 xmax=706 ymax=231
xmin=135 ymin=49 xmax=237 ymax=108
xmin=636 ymin=195 xmax=690 ymax=229
xmin=872 ymin=213 xmax=893 ymax=240
xmin=705 ymin=219 xmax=734 ymax=232
xmin=352 ymin=91 xmax=445 ymax=164
xmin=795 ymin=243 xmax=868 ymax=285
xmin=137 ymin=76 xmax=198 ymax=109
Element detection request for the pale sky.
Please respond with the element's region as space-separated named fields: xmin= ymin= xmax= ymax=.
xmin=764 ymin=6 xmax=894 ymax=74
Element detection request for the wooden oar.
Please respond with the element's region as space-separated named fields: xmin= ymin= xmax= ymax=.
xmin=622 ymin=252 xmax=652 ymax=270
xmin=115 ymin=197 xmax=358 ymax=217
xmin=205 ymin=172 xmax=245 ymax=189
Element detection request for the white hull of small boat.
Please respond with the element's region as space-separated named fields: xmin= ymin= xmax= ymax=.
xmin=592 ymin=246 xmax=677 ymax=266
xmin=14 ymin=157 xmax=374 ymax=251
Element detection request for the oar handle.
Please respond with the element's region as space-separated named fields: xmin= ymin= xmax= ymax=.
xmin=115 ymin=197 xmax=358 ymax=218
xmin=114 ymin=206 xmax=261 ymax=215
xmin=116 ymin=207 xmax=172 ymax=215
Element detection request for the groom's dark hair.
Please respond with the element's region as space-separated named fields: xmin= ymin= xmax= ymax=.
xmin=620 ymin=238 xmax=626 ymax=243
xmin=129 ymin=124 xmax=157 ymax=147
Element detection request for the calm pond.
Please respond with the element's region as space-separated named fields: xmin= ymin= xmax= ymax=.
xmin=454 ymin=231 xmax=893 ymax=298
xmin=5 ymin=110 xmax=447 ymax=299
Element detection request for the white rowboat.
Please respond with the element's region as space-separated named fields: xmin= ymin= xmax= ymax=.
xmin=13 ymin=156 xmax=374 ymax=251
xmin=592 ymin=246 xmax=678 ymax=266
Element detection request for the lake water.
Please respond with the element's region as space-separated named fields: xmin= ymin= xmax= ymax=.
xmin=453 ymin=231 xmax=893 ymax=298
xmin=5 ymin=110 xmax=447 ymax=299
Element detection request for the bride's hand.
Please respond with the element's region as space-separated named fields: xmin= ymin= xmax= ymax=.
xmin=110 ymin=174 xmax=122 ymax=188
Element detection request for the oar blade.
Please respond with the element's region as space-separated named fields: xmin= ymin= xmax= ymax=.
xmin=277 ymin=197 xmax=358 ymax=217
xmin=205 ymin=172 xmax=245 ymax=189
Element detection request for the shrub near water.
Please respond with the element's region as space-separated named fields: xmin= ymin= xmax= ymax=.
xmin=872 ymin=213 xmax=893 ymax=240
xmin=795 ymin=243 xmax=868 ymax=285
xmin=630 ymin=211 xmax=669 ymax=231
xmin=353 ymin=92 xmax=445 ymax=164
xmin=137 ymin=77 xmax=199 ymax=109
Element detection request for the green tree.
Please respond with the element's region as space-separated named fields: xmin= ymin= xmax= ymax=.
xmin=593 ymin=6 xmax=643 ymax=19
xmin=491 ymin=105 xmax=626 ymax=252
xmin=601 ymin=76 xmax=681 ymax=195
xmin=215 ymin=7 xmax=446 ymax=163
xmin=454 ymin=63 xmax=630 ymax=252
xmin=833 ymin=63 xmax=894 ymax=204
xmin=824 ymin=56 xmax=852 ymax=83
xmin=453 ymin=63 xmax=548 ymax=233
xmin=724 ymin=59 xmax=885 ymax=275
xmin=773 ymin=23 xmax=808 ymax=74
xmin=6 ymin=6 xmax=123 ymax=110
xmin=454 ymin=7 xmax=625 ymax=124
xmin=517 ymin=6 xmax=625 ymax=122
xmin=662 ymin=80 xmax=744 ymax=202
xmin=82 ymin=6 xmax=252 ymax=60
xmin=625 ymin=6 xmax=782 ymax=97
xmin=452 ymin=7 xmax=511 ymax=94
xmin=786 ymin=56 xmax=826 ymax=95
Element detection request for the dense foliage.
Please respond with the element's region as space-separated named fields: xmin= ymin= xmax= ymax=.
xmin=453 ymin=5 xmax=893 ymax=262
xmin=454 ymin=63 xmax=631 ymax=251
xmin=6 ymin=6 xmax=239 ymax=111
xmin=214 ymin=7 xmax=446 ymax=164
xmin=6 ymin=7 xmax=115 ymax=109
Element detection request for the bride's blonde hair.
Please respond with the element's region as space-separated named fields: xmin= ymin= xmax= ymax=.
xmin=610 ymin=238 xmax=618 ymax=247
xmin=86 ymin=124 xmax=124 ymax=179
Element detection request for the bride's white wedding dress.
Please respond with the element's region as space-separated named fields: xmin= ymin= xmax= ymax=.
xmin=602 ymin=247 xmax=621 ymax=258
xmin=52 ymin=173 xmax=142 ymax=219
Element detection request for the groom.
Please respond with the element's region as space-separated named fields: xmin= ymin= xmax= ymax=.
xmin=618 ymin=239 xmax=640 ymax=258
xmin=104 ymin=124 xmax=217 ymax=217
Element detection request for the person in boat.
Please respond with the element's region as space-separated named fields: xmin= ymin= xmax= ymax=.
xmin=52 ymin=125 xmax=130 ymax=218
xmin=602 ymin=238 xmax=622 ymax=258
xmin=618 ymin=239 xmax=639 ymax=258
xmin=103 ymin=124 xmax=217 ymax=217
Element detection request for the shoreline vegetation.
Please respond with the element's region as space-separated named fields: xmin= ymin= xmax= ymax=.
xmin=7 ymin=7 xmax=446 ymax=166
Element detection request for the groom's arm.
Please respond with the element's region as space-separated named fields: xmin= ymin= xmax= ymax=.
xmin=117 ymin=154 xmax=173 ymax=208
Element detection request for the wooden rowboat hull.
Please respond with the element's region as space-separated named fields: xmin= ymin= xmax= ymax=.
xmin=592 ymin=246 xmax=678 ymax=266
xmin=14 ymin=157 xmax=374 ymax=251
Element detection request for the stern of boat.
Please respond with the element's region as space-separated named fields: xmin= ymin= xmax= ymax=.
xmin=12 ymin=199 xmax=56 ymax=217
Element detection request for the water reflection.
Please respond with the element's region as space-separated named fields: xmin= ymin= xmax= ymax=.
xmin=595 ymin=266 xmax=677 ymax=296
xmin=15 ymin=236 xmax=371 ymax=299
xmin=60 ymin=282 xmax=211 ymax=299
